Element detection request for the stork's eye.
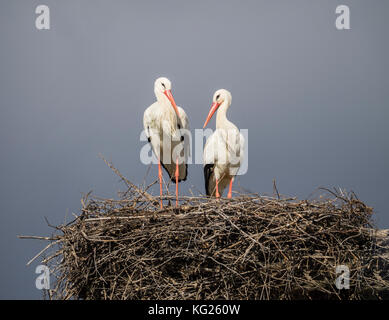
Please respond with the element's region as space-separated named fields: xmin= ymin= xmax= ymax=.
xmin=216 ymin=94 xmax=220 ymax=100
xmin=161 ymin=83 xmax=166 ymax=89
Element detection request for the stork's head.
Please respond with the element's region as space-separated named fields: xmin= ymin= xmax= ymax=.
xmin=203 ymin=89 xmax=232 ymax=128
xmin=154 ymin=77 xmax=180 ymax=117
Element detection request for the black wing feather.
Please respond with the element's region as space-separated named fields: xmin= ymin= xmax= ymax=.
xmin=203 ymin=164 xmax=214 ymax=196
xmin=160 ymin=161 xmax=188 ymax=183
xmin=147 ymin=140 xmax=188 ymax=183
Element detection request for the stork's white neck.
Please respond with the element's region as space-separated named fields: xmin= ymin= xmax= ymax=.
xmin=155 ymin=92 xmax=174 ymax=114
xmin=216 ymin=100 xmax=232 ymax=130
xmin=155 ymin=91 xmax=178 ymax=131
xmin=155 ymin=91 xmax=169 ymax=107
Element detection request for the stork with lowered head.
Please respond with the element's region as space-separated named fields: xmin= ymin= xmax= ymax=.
xmin=143 ymin=77 xmax=189 ymax=208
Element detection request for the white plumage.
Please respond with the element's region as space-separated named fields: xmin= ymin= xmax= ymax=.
xmin=143 ymin=103 xmax=189 ymax=182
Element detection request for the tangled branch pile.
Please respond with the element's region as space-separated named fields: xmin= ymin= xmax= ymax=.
xmin=28 ymin=175 xmax=389 ymax=300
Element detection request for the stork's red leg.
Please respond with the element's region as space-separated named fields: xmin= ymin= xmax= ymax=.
xmin=158 ymin=159 xmax=163 ymax=209
xmin=175 ymin=157 xmax=179 ymax=208
xmin=227 ymin=177 xmax=234 ymax=199
xmin=215 ymin=178 xmax=220 ymax=198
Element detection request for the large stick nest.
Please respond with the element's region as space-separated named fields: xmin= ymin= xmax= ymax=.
xmin=24 ymin=161 xmax=389 ymax=300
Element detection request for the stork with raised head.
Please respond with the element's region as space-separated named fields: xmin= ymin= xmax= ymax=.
xmin=143 ymin=77 xmax=189 ymax=208
xmin=203 ymin=89 xmax=244 ymax=198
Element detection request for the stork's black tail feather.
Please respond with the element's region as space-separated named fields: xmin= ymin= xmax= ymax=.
xmin=204 ymin=164 xmax=214 ymax=196
xmin=160 ymin=162 xmax=188 ymax=183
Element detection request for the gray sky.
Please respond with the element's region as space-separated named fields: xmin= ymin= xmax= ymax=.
xmin=0 ymin=0 xmax=388 ymax=299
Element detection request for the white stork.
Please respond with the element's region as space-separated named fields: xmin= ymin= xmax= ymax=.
xmin=203 ymin=89 xmax=244 ymax=198
xmin=143 ymin=77 xmax=189 ymax=208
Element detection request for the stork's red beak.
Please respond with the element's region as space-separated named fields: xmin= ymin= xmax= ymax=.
xmin=203 ymin=102 xmax=220 ymax=128
xmin=163 ymin=90 xmax=180 ymax=117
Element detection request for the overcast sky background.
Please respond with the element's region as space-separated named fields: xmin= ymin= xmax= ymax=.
xmin=0 ymin=0 xmax=388 ymax=299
